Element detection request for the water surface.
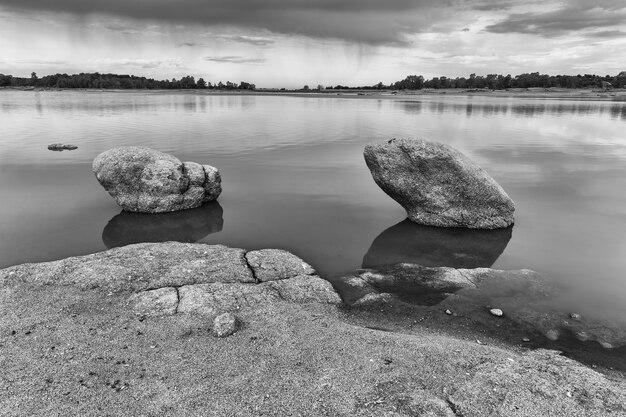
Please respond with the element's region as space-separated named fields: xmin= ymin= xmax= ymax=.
xmin=1 ymin=90 xmax=625 ymax=331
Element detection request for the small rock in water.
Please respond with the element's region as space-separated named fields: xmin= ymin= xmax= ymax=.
xmin=213 ymin=313 xmax=238 ymax=338
xmin=522 ymin=337 xmax=531 ymax=342
xmin=445 ymin=309 xmax=452 ymax=315
xmin=575 ymin=331 xmax=590 ymax=341
xmin=48 ymin=143 xmax=78 ymax=151
xmin=569 ymin=313 xmax=582 ymax=320
xmin=546 ymin=329 xmax=560 ymax=341
xmin=489 ymin=308 xmax=503 ymax=317
xmin=599 ymin=341 xmax=614 ymax=349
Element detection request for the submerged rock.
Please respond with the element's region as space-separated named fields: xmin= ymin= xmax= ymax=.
xmin=93 ymin=146 xmax=221 ymax=213
xmin=364 ymin=138 xmax=515 ymax=229
xmin=336 ymin=263 xmax=626 ymax=348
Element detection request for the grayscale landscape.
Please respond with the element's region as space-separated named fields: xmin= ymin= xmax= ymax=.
xmin=1 ymin=1 xmax=626 ymax=416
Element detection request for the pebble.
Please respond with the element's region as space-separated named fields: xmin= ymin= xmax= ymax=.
xmin=489 ymin=308 xmax=503 ymax=317
xmin=445 ymin=309 xmax=452 ymax=315
xmin=213 ymin=313 xmax=238 ymax=338
xmin=522 ymin=337 xmax=530 ymax=342
xmin=599 ymin=341 xmax=614 ymax=349
xmin=569 ymin=313 xmax=582 ymax=320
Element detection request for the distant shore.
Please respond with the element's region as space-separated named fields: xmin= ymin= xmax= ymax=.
xmin=3 ymin=86 xmax=626 ymax=101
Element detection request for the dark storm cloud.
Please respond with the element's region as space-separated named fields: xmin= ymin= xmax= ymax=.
xmin=586 ymin=30 xmax=626 ymax=38
xmin=0 ymin=0 xmax=481 ymax=44
xmin=485 ymin=3 xmax=626 ymax=36
xmin=204 ymin=56 xmax=266 ymax=64
xmin=472 ymin=2 xmax=515 ymax=11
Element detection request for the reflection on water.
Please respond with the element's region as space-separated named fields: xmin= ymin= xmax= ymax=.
xmin=363 ymin=219 xmax=512 ymax=269
xmin=397 ymin=98 xmax=626 ymax=120
xmin=102 ymin=201 xmax=223 ymax=249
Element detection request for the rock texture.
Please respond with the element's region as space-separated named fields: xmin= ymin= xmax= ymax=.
xmin=93 ymin=146 xmax=221 ymax=213
xmin=213 ymin=313 xmax=238 ymax=337
xmin=245 ymin=249 xmax=316 ymax=282
xmin=2 ymin=243 xmax=626 ymax=416
xmin=364 ymin=138 xmax=515 ymax=229
xmin=1 ymin=242 xmax=340 ymax=316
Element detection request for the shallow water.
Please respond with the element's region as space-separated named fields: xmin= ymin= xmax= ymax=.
xmin=1 ymin=90 xmax=625 ymax=333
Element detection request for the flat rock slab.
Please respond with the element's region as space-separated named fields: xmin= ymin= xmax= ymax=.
xmin=1 ymin=243 xmax=625 ymax=416
xmin=245 ymin=249 xmax=316 ymax=282
xmin=1 ymin=242 xmax=255 ymax=292
xmin=93 ymin=146 xmax=221 ymax=213
xmin=364 ymin=138 xmax=515 ymax=229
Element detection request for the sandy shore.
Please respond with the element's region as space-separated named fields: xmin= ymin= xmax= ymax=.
xmin=2 ymin=242 xmax=625 ymax=416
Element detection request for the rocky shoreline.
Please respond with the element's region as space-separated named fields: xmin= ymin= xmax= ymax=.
xmin=2 ymin=242 xmax=625 ymax=416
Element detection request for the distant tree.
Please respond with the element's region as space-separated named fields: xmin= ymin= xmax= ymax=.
xmin=238 ymin=81 xmax=255 ymax=90
xmin=0 ymin=74 xmax=12 ymax=87
xmin=196 ymin=78 xmax=206 ymax=89
xmin=179 ymin=75 xmax=196 ymax=89
xmin=316 ymin=84 xmax=325 ymax=91
xmin=303 ymin=85 xmax=310 ymax=91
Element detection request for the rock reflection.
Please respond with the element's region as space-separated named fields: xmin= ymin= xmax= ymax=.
xmin=363 ymin=219 xmax=512 ymax=269
xmin=102 ymin=201 xmax=223 ymax=249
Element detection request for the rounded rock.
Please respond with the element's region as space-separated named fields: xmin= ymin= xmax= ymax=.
xmin=364 ymin=138 xmax=515 ymax=229
xmin=93 ymin=146 xmax=221 ymax=213
xmin=213 ymin=313 xmax=238 ymax=338
xmin=489 ymin=308 xmax=504 ymax=317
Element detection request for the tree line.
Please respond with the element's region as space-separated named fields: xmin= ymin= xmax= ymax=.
xmin=347 ymin=72 xmax=626 ymax=91
xmin=2 ymin=70 xmax=625 ymax=91
xmin=0 ymin=72 xmax=256 ymax=90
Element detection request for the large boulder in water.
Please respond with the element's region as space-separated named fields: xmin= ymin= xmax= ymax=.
xmin=93 ymin=146 xmax=221 ymax=213
xmin=364 ymin=138 xmax=514 ymax=229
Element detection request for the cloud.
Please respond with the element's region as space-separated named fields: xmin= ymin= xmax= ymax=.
xmin=217 ymin=35 xmax=275 ymax=46
xmin=586 ymin=30 xmax=626 ymax=38
xmin=485 ymin=3 xmax=626 ymax=36
xmin=203 ymin=55 xmax=266 ymax=64
xmin=95 ymin=58 xmax=185 ymax=69
xmin=0 ymin=0 xmax=487 ymax=45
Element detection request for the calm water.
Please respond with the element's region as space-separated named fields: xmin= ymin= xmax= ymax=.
xmin=1 ymin=90 xmax=626 ymax=328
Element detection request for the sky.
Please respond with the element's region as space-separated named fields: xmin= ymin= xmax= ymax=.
xmin=0 ymin=0 xmax=625 ymax=88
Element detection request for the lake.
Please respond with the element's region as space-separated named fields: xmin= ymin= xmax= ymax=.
xmin=1 ymin=90 xmax=625 ymax=338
